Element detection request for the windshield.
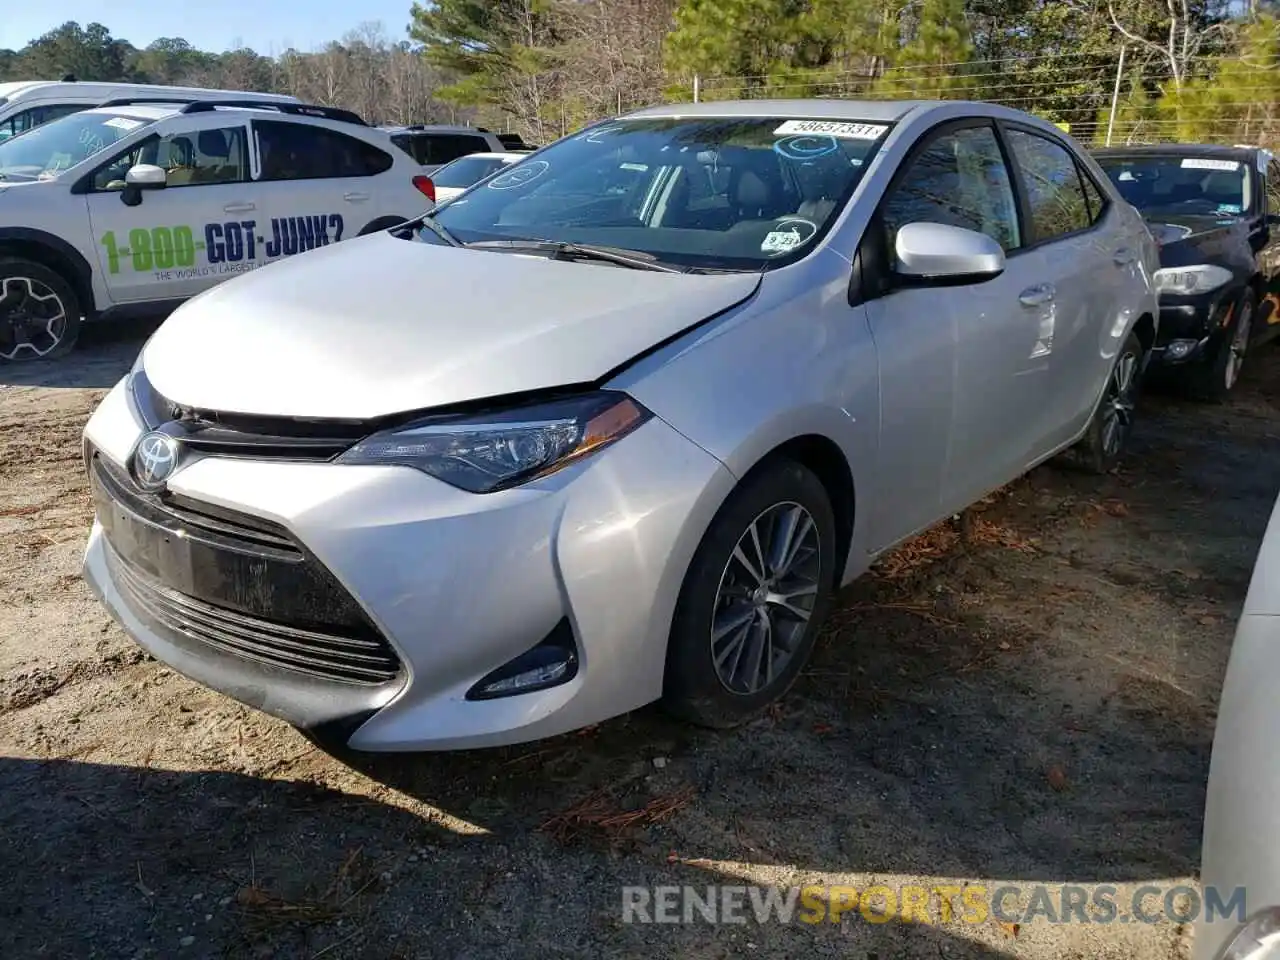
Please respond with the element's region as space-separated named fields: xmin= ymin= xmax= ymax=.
xmin=423 ymin=116 xmax=890 ymax=270
xmin=434 ymin=155 xmax=514 ymax=189
xmin=1096 ymin=155 xmax=1252 ymax=217
xmin=0 ymin=111 xmax=153 ymax=181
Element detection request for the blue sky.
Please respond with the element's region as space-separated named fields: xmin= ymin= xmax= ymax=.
xmin=1 ymin=2 xmax=418 ymax=55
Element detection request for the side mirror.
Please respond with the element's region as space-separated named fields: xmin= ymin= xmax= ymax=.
xmin=120 ymin=163 xmax=167 ymax=207
xmin=893 ymin=222 xmax=1005 ymax=284
xmin=1267 ymin=213 xmax=1280 ymax=227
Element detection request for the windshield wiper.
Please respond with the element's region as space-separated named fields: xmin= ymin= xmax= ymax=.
xmin=416 ymin=213 xmax=465 ymax=248
xmin=465 ymin=238 xmax=688 ymax=273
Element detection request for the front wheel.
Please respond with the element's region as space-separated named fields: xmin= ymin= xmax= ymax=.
xmin=1191 ymin=289 xmax=1255 ymax=403
xmin=662 ymin=459 xmax=837 ymax=729
xmin=0 ymin=257 xmax=82 ymax=362
xmin=1066 ymin=329 xmax=1144 ymax=475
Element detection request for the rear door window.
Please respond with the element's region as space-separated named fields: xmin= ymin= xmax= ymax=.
xmin=256 ymin=121 xmax=392 ymax=180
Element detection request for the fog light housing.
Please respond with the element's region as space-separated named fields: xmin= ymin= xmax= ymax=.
xmin=1166 ymin=339 xmax=1198 ymax=360
xmin=1214 ymin=907 xmax=1280 ymax=960
xmin=467 ymin=618 xmax=579 ymax=700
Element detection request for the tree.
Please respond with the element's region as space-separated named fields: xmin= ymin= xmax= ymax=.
xmin=18 ymin=22 xmax=134 ymax=81
xmin=411 ymin=0 xmax=562 ymax=137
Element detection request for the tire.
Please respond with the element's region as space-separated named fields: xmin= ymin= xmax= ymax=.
xmin=1190 ymin=289 xmax=1255 ymax=403
xmin=0 ymin=257 xmax=82 ymax=362
xmin=1065 ymin=329 xmax=1144 ymax=475
xmin=357 ymin=216 xmax=410 ymax=237
xmin=662 ymin=459 xmax=837 ymax=729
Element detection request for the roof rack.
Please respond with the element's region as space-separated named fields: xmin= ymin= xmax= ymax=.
xmin=98 ymin=97 xmax=206 ymax=108
xmin=182 ymin=100 xmax=368 ymax=125
xmin=95 ymin=96 xmax=367 ymax=126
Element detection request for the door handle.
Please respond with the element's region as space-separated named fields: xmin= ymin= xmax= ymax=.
xmin=1018 ymin=284 xmax=1055 ymax=307
xmin=343 ymin=192 xmax=371 ymax=202
xmin=223 ymin=202 xmax=255 ymax=213
xmin=1113 ymin=248 xmax=1137 ymax=266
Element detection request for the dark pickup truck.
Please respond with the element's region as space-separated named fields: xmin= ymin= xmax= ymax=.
xmin=1093 ymin=144 xmax=1280 ymax=400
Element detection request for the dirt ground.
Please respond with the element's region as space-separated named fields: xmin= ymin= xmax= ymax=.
xmin=2 ymin=320 xmax=1278 ymax=960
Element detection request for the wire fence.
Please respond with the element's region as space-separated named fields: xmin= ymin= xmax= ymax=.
xmin=613 ymin=44 xmax=1280 ymax=149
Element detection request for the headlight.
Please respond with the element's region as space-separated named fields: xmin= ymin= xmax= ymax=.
xmin=1215 ymin=907 xmax=1280 ymax=960
xmin=1153 ymin=263 xmax=1233 ymax=295
xmin=336 ymin=391 xmax=651 ymax=493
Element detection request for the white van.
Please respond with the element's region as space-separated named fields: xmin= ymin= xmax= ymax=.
xmin=0 ymin=80 xmax=301 ymax=143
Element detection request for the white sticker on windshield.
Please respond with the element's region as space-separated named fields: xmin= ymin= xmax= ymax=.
xmin=773 ymin=120 xmax=888 ymax=140
xmin=1180 ymin=158 xmax=1240 ymax=171
xmin=761 ymin=218 xmax=818 ymax=256
xmin=103 ymin=117 xmax=143 ymax=131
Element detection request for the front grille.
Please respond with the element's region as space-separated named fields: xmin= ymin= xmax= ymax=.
xmin=91 ymin=451 xmax=402 ymax=687
xmin=110 ymin=552 xmax=400 ymax=684
xmin=129 ymin=370 xmax=367 ymax=461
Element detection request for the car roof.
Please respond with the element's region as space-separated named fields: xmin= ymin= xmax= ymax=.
xmin=79 ymin=104 xmax=183 ymax=122
xmin=623 ymin=99 xmax=933 ymax=122
xmin=0 ymin=80 xmax=299 ymax=102
xmin=1092 ymin=143 xmax=1259 ymax=162
xmin=444 ymin=152 xmax=524 ymax=161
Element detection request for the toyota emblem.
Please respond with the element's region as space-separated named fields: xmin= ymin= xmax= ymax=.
xmin=132 ymin=431 xmax=180 ymax=491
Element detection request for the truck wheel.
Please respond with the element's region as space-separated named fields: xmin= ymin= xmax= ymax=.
xmin=1191 ymin=290 xmax=1254 ymax=403
xmin=0 ymin=257 xmax=82 ymax=362
xmin=662 ymin=459 xmax=836 ymax=729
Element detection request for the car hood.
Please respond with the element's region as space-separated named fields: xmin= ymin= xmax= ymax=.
xmin=1143 ymin=212 xmax=1247 ymax=268
xmin=142 ymin=231 xmax=761 ymax=419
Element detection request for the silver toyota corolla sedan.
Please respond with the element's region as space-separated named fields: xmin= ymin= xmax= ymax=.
xmin=82 ymin=99 xmax=1160 ymax=751
xmin=1194 ymin=489 xmax=1280 ymax=960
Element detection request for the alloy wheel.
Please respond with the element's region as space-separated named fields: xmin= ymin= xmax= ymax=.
xmin=0 ymin=276 xmax=68 ymax=361
xmin=1100 ymin=349 xmax=1139 ymax=459
xmin=710 ymin=501 xmax=822 ymax=696
xmin=1225 ymin=301 xmax=1253 ymax=392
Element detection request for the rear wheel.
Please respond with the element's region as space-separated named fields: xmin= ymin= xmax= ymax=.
xmin=0 ymin=258 xmax=82 ymax=361
xmin=662 ymin=459 xmax=836 ymax=729
xmin=1190 ymin=290 xmax=1254 ymax=403
xmin=357 ymin=216 xmax=410 ymax=236
xmin=1065 ymin=329 xmax=1144 ymax=475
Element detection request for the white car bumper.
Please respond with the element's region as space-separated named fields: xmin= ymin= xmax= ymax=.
xmin=82 ymin=376 xmax=735 ymax=750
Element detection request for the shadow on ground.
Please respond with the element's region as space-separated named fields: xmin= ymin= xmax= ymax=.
xmin=0 ymin=317 xmax=158 ymax=389
xmin=4 ymin=334 xmax=1279 ymax=959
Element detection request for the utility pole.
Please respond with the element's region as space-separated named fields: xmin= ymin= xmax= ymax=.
xmin=1106 ymin=45 xmax=1127 ymax=147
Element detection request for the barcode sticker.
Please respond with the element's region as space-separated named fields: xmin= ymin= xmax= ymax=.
xmin=774 ymin=120 xmax=889 ymax=140
xmin=1180 ymin=158 xmax=1240 ymax=171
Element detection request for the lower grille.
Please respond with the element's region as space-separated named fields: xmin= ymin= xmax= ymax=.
xmin=110 ymin=550 xmax=400 ymax=684
xmin=90 ymin=448 xmax=403 ymax=687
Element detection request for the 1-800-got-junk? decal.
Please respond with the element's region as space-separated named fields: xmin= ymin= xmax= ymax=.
xmin=98 ymin=214 xmax=345 ymax=280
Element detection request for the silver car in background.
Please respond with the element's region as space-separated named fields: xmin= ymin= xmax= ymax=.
xmin=82 ymin=100 xmax=1159 ymax=751
xmin=1194 ymin=489 xmax=1280 ymax=960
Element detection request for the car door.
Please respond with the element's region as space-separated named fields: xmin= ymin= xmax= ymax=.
xmin=84 ymin=114 xmax=260 ymax=305
xmin=1259 ymin=156 xmax=1280 ymax=324
xmin=1001 ymin=125 xmax=1122 ymax=449
xmin=251 ymin=118 xmax=397 ymax=261
xmin=861 ymin=120 xmax=1036 ymax=551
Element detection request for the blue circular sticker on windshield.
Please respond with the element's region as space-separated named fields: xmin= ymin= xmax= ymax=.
xmin=773 ymin=135 xmax=840 ymax=161
xmin=487 ymin=159 xmax=550 ymax=190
